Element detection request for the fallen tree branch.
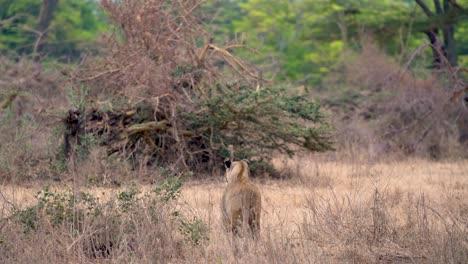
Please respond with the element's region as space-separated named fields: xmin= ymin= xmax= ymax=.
xmin=208 ymin=44 xmax=259 ymax=80
xmin=126 ymin=120 xmax=169 ymax=135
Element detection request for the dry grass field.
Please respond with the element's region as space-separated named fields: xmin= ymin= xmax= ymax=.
xmin=1 ymin=157 xmax=467 ymax=263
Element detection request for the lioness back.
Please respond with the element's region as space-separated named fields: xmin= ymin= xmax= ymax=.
xmin=221 ymin=159 xmax=261 ymax=239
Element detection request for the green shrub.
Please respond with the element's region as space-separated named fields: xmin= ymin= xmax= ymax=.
xmin=117 ymin=187 xmax=141 ymax=212
xmin=179 ymin=217 xmax=209 ymax=246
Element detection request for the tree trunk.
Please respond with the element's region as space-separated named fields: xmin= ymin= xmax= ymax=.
xmin=442 ymin=0 xmax=457 ymax=66
xmin=415 ymin=0 xmax=460 ymax=67
xmin=35 ymin=0 xmax=59 ymax=60
xmin=442 ymin=25 xmax=457 ymax=66
xmin=425 ymin=29 xmax=442 ymax=68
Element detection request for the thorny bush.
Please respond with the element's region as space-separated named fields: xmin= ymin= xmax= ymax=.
xmin=68 ymin=0 xmax=332 ymax=176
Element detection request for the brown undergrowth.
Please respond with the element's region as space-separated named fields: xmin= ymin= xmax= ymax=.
xmin=323 ymin=40 xmax=467 ymax=160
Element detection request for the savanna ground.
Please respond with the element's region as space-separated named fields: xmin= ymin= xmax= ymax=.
xmin=1 ymin=156 xmax=467 ymax=263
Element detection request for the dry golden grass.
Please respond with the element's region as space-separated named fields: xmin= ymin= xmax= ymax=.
xmin=1 ymin=157 xmax=467 ymax=263
xmin=181 ymin=157 xmax=467 ymax=252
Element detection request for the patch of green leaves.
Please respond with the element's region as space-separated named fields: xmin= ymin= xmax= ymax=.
xmin=13 ymin=186 xmax=102 ymax=233
xmin=183 ymin=85 xmax=333 ymax=160
xmin=179 ymin=217 xmax=209 ymax=246
xmin=153 ymin=171 xmax=188 ymax=202
xmin=117 ymin=187 xmax=141 ymax=212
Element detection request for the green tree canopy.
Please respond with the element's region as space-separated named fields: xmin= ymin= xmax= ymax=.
xmin=211 ymin=0 xmax=468 ymax=84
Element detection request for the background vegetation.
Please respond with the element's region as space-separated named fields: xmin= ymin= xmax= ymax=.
xmin=0 ymin=0 xmax=103 ymax=58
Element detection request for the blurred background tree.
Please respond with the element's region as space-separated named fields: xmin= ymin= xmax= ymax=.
xmin=2 ymin=0 xmax=466 ymax=72
xmin=207 ymin=0 xmax=468 ymax=85
xmin=0 ymin=0 xmax=104 ymax=59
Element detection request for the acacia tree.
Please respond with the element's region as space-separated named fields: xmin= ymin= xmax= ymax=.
xmin=71 ymin=0 xmax=333 ymax=175
xmin=415 ymin=0 xmax=467 ymax=67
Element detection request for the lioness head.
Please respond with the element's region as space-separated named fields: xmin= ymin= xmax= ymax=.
xmin=224 ymin=158 xmax=249 ymax=183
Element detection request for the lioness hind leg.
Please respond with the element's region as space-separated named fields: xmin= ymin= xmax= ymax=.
xmin=249 ymin=209 xmax=260 ymax=239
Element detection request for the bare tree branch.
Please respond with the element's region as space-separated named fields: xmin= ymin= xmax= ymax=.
xmin=415 ymin=0 xmax=434 ymax=17
xmin=447 ymin=0 xmax=465 ymax=10
xmin=0 ymin=13 xmax=27 ymax=28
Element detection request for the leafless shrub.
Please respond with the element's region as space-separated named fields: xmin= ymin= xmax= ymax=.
xmin=327 ymin=40 xmax=464 ymax=159
xmin=0 ymin=55 xmax=66 ymax=118
xmin=80 ymin=0 xmax=209 ymax=97
xmin=380 ymin=78 xmax=459 ymax=158
xmin=71 ymin=1 xmax=213 ymax=175
xmin=0 ymin=55 xmax=67 ymax=183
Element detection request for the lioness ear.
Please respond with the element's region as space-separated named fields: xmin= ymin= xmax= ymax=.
xmin=241 ymin=159 xmax=250 ymax=165
xmin=224 ymin=157 xmax=231 ymax=169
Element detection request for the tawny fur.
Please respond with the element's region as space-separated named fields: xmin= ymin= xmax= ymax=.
xmin=221 ymin=160 xmax=261 ymax=239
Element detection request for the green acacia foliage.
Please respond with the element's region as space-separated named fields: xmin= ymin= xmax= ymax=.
xmin=183 ymin=84 xmax=332 ymax=161
xmin=0 ymin=0 xmax=104 ymax=58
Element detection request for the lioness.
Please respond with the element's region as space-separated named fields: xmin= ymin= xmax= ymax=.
xmin=221 ymin=159 xmax=261 ymax=239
